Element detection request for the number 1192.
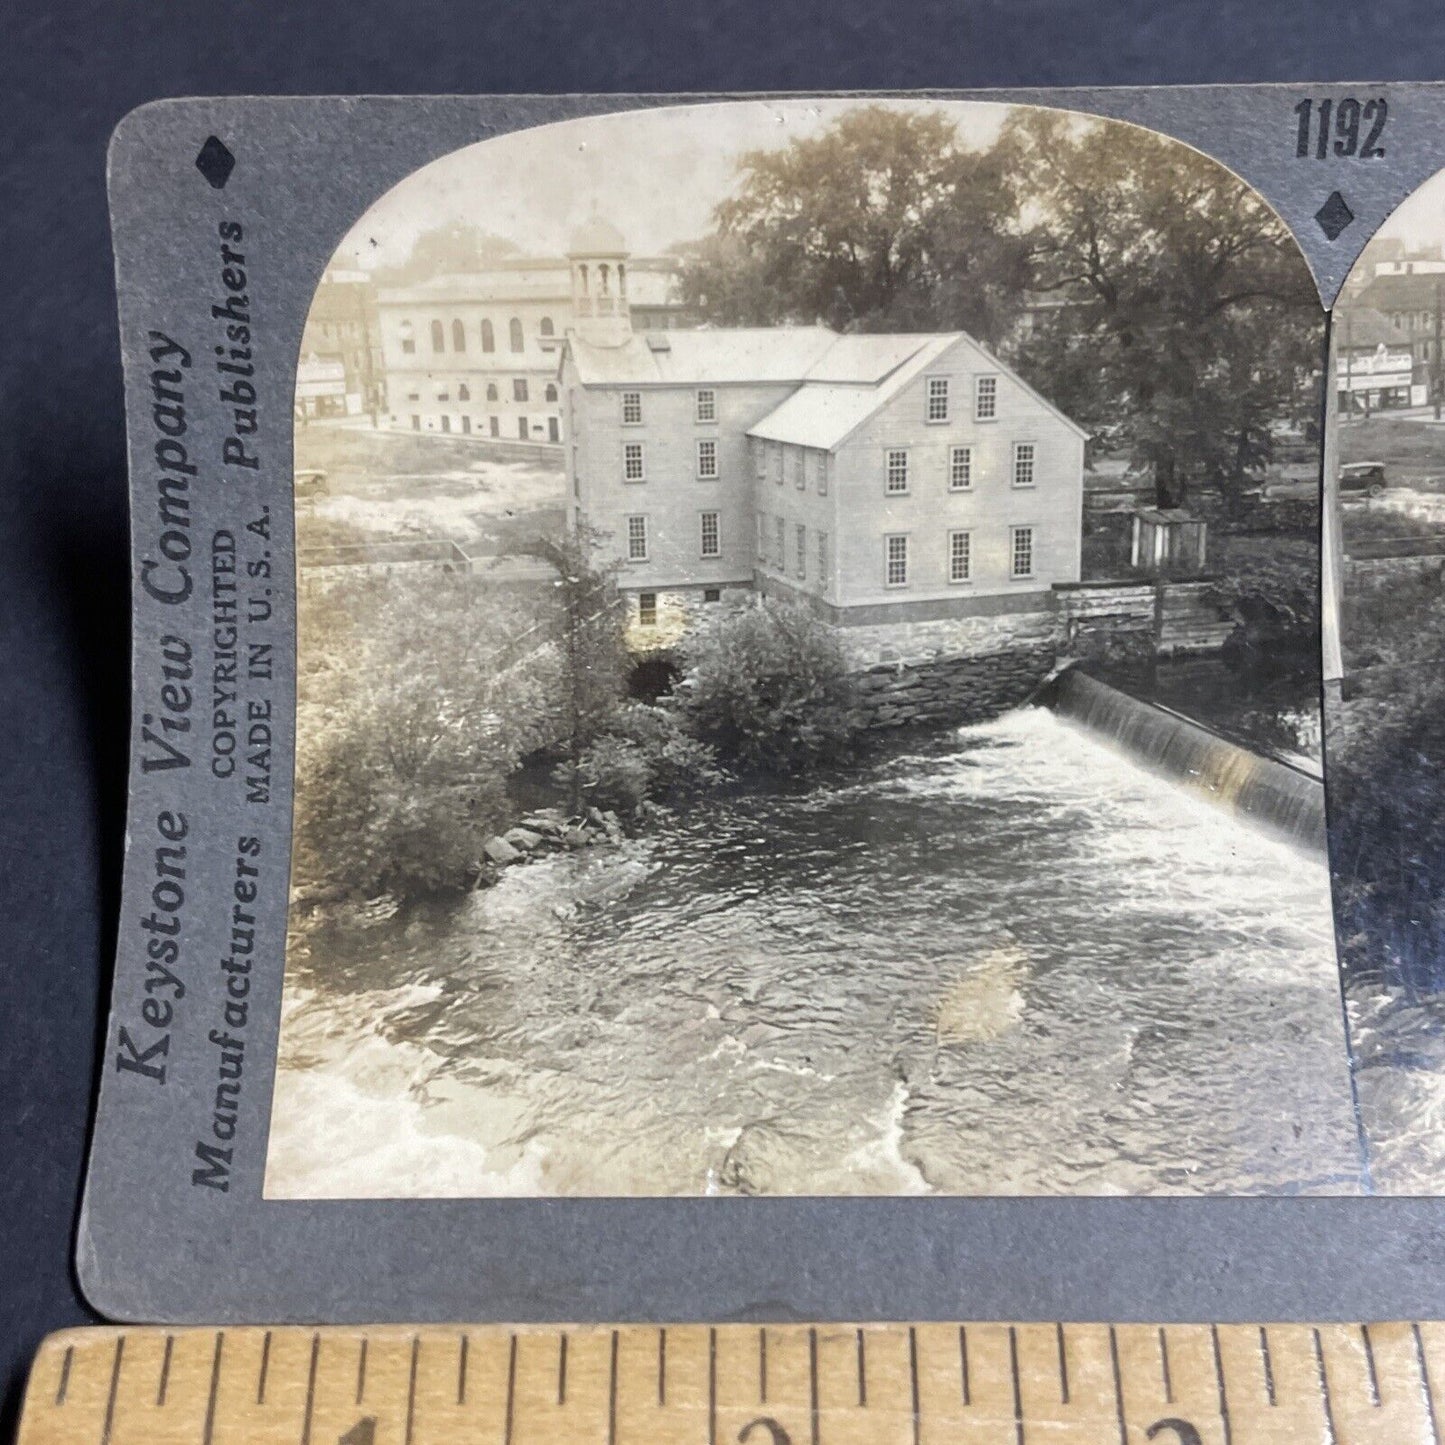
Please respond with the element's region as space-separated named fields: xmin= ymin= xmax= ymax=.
xmin=1295 ymin=97 xmax=1387 ymax=160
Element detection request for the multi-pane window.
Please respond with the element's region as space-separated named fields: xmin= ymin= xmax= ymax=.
xmin=509 ymin=318 xmax=524 ymax=353
xmin=815 ymin=452 xmax=828 ymax=495
xmin=772 ymin=443 xmax=784 ymax=486
xmin=756 ymin=513 xmax=767 ymax=561
xmin=949 ymin=446 xmax=972 ymax=491
xmin=1012 ymin=442 xmax=1036 ymax=488
xmin=885 ymin=534 xmax=909 ymax=587
xmin=926 ymin=376 xmax=950 ymax=422
xmin=755 ymin=443 xmax=769 ymax=482
xmin=627 ymin=515 xmax=649 ymax=561
xmin=1010 ymin=526 xmax=1035 ymax=578
xmin=621 ymin=391 xmax=643 ymax=425
xmin=774 ymin=516 xmax=786 ymax=568
xmin=948 ymin=529 xmax=972 ymax=583
xmin=695 ymin=389 xmax=716 ymax=423
xmin=975 ymin=375 xmax=998 ymax=420
xmin=623 ymin=442 xmax=646 ymax=482
xmin=481 ymin=319 xmax=495 ymax=352
xmin=697 ymin=439 xmax=718 ymax=478
xmin=700 ymin=510 xmax=720 ymax=558
xmin=793 ymin=449 xmax=806 ymax=490
xmin=818 ymin=530 xmax=829 ymax=581
xmin=885 ymin=448 xmax=910 ymax=494
xmin=795 ymin=524 xmax=807 ymax=580
xmin=638 ymin=591 xmax=657 ymax=626
xmin=513 ymin=378 xmax=529 ymax=402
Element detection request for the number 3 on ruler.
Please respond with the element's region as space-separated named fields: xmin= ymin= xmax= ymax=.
xmin=1295 ymin=97 xmax=1387 ymax=159
xmin=339 ymin=1420 xmax=377 ymax=1445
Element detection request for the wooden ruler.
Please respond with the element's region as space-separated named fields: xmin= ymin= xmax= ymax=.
xmin=16 ymin=1322 xmax=1445 ymax=1444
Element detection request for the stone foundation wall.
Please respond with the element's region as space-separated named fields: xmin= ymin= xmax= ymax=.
xmin=853 ymin=645 xmax=1059 ymax=728
xmin=836 ymin=608 xmax=1063 ymax=669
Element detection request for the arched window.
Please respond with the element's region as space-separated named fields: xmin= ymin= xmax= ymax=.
xmin=509 ymin=318 xmax=524 ymax=353
xmin=451 ymin=319 xmax=466 ymax=351
xmin=486 ymin=383 xmax=499 ymax=401
xmin=430 ymin=320 xmax=445 ymax=352
xmin=481 ymin=319 xmax=495 ymax=352
xmin=458 ymin=383 xmax=471 ymax=402
xmin=540 ymin=317 xmax=555 ymax=337
xmin=398 ymin=320 xmax=416 ymax=355
xmin=545 ymin=383 xmax=558 ymax=402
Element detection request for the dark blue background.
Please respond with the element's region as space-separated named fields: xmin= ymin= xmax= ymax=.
xmin=4 ymin=0 xmax=1444 ymax=1430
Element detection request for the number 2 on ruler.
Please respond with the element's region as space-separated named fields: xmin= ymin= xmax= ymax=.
xmin=1295 ymin=97 xmax=1387 ymax=159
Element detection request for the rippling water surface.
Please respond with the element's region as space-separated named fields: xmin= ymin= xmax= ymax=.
xmin=266 ymin=708 xmax=1364 ymax=1198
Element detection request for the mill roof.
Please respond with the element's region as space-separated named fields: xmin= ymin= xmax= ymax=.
xmin=566 ymin=326 xmax=842 ymax=385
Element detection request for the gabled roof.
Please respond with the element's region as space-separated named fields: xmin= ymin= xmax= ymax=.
xmin=1335 ymin=306 xmax=1401 ymax=350
xmin=1354 ymin=273 xmax=1445 ymax=313
xmin=566 ymin=326 xmax=841 ymax=386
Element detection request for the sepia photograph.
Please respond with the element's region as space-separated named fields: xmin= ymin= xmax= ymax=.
xmin=264 ymin=98 xmax=1356 ymax=1199
xmin=1329 ymin=168 xmax=1445 ymax=1193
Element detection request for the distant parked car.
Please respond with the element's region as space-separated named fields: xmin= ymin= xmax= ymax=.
xmin=295 ymin=468 xmax=330 ymax=500
xmin=1339 ymin=462 xmax=1388 ymax=498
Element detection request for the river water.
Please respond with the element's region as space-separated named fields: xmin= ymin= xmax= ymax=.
xmin=265 ymin=706 xmax=1365 ymax=1199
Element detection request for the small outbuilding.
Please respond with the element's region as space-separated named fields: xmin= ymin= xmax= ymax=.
xmin=1131 ymin=507 xmax=1208 ymax=576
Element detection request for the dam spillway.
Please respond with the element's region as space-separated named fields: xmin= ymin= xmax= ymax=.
xmin=1038 ymin=667 xmax=1327 ymax=853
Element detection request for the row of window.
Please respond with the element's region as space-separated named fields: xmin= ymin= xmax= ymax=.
xmin=622 ymin=389 xmax=715 ymax=426
xmin=621 ymin=439 xmax=1036 ymax=490
xmin=398 ymin=317 xmax=556 ymax=356
xmin=407 ymin=414 xmax=560 ymax=441
xmin=623 ymin=511 xmax=1037 ymax=586
xmin=926 ymin=373 xmax=998 ymax=423
xmin=406 ymin=380 xmax=560 ymax=405
xmin=883 ymin=526 xmax=1035 ymax=585
xmin=635 ymin=586 xmax=723 ymax=627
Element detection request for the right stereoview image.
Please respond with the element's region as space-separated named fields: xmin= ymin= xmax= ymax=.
xmin=1329 ymin=167 xmax=1445 ymax=1192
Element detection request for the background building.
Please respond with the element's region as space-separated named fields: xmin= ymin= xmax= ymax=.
xmin=376 ymin=224 xmax=688 ymax=443
xmin=297 ymin=268 xmax=384 ymax=418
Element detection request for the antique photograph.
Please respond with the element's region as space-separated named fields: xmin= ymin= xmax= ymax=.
xmin=264 ymin=98 xmax=1355 ymax=1199
xmin=1329 ymin=167 xmax=1445 ymax=1193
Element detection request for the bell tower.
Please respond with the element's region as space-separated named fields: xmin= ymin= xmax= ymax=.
xmin=568 ymin=213 xmax=632 ymax=348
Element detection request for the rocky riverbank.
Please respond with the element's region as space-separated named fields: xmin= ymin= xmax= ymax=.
xmin=478 ymin=805 xmax=626 ymax=878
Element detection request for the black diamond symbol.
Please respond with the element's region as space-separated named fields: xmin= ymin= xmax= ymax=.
xmin=1315 ymin=190 xmax=1354 ymax=242
xmin=195 ymin=136 xmax=235 ymax=190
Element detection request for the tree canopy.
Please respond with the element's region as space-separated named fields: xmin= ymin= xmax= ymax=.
xmin=679 ymin=104 xmax=1323 ymax=505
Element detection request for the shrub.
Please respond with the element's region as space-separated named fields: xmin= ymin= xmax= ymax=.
xmin=680 ymin=599 xmax=862 ymax=773
xmin=570 ymin=703 xmax=724 ymax=813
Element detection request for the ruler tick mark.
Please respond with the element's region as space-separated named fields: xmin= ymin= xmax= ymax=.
xmin=1314 ymin=1328 xmax=1338 ymax=1444
xmin=404 ymin=1336 xmax=420 ymax=1445
xmin=256 ymin=1330 xmax=271 ymax=1406
xmin=504 ymin=1335 xmax=517 ymax=1445
xmin=202 ymin=1334 xmax=223 ymax=1445
xmin=558 ymin=1332 xmax=569 ymax=1407
xmin=708 ymin=1327 xmax=717 ymax=1445
xmin=908 ymin=1326 xmax=920 ymax=1445
xmin=1056 ymin=1322 xmax=1069 ymax=1404
xmin=1361 ymin=1323 xmax=1381 ymax=1405
xmin=1258 ymin=1325 xmax=1275 ymax=1406
xmin=457 ymin=1333 xmax=468 ymax=1406
xmin=809 ymin=1328 xmax=820 ymax=1445
xmin=55 ymin=1345 xmax=73 ymax=1406
xmin=300 ymin=1332 xmax=319 ymax=1445
xmin=356 ymin=1336 xmax=367 ymax=1405
xmin=856 ymin=1327 xmax=867 ymax=1407
xmin=759 ymin=1325 xmax=767 ymax=1403
xmin=1416 ymin=1323 xmax=1442 ymax=1445
xmin=959 ymin=1325 xmax=971 ymax=1406
xmin=1158 ymin=1326 xmax=1173 ymax=1404
xmin=608 ymin=1331 xmax=618 ymax=1445
xmin=1212 ymin=1325 xmax=1233 ymax=1445
xmin=158 ymin=1334 xmax=174 ymax=1407
xmin=657 ymin=1327 xmax=666 ymax=1406
xmin=1009 ymin=1326 xmax=1025 ymax=1445
xmin=1109 ymin=1326 xmax=1128 ymax=1445
xmin=99 ymin=1336 xmax=125 ymax=1445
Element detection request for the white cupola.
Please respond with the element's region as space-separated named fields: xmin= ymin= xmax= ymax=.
xmin=568 ymin=212 xmax=632 ymax=348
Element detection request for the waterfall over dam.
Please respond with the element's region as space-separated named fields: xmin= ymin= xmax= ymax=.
xmin=1037 ymin=667 xmax=1327 ymax=852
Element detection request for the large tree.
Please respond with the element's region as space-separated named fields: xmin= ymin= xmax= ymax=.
xmin=998 ymin=110 xmax=1323 ymax=507
xmin=676 ymin=105 xmax=1032 ymax=345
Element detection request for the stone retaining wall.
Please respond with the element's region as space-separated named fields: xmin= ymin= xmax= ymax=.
xmin=853 ymin=645 xmax=1059 ymax=728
